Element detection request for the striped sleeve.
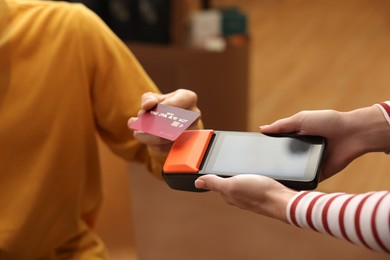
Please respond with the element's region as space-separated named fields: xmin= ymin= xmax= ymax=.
xmin=374 ymin=101 xmax=390 ymax=126
xmin=286 ymin=191 xmax=390 ymax=253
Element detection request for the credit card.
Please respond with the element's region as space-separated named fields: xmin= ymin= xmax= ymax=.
xmin=129 ymin=104 xmax=200 ymax=141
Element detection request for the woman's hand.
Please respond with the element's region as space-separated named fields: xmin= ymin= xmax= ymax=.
xmin=260 ymin=106 xmax=390 ymax=180
xmin=195 ymin=174 xmax=297 ymax=223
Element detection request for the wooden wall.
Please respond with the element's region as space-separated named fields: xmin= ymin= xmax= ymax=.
xmin=97 ymin=1 xmax=390 ymax=259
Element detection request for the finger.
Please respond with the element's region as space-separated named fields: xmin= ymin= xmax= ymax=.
xmin=259 ymin=118 xmax=298 ymax=134
xmin=195 ymin=175 xmax=226 ymax=192
xmin=141 ymin=92 xmax=161 ymax=111
xmin=259 ymin=114 xmax=303 ymax=134
xmin=127 ymin=117 xmax=137 ymax=128
xmin=160 ymin=89 xmax=199 ymax=110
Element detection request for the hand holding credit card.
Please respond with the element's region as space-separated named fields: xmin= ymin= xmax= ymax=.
xmin=129 ymin=104 xmax=200 ymax=141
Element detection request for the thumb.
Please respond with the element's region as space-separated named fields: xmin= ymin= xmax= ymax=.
xmin=141 ymin=92 xmax=161 ymax=111
xmin=195 ymin=175 xmax=225 ymax=192
xmin=260 ymin=116 xmax=301 ymax=134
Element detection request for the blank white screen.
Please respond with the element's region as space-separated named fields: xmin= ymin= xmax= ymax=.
xmin=206 ymin=135 xmax=311 ymax=179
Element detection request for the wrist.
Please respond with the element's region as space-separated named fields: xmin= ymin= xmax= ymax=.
xmin=374 ymin=102 xmax=390 ymax=154
xmin=268 ymin=188 xmax=297 ymax=223
xmin=374 ymin=101 xmax=390 ymax=126
xmin=348 ymin=105 xmax=390 ymax=154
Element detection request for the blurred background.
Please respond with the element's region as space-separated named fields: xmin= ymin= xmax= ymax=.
xmin=73 ymin=0 xmax=390 ymax=259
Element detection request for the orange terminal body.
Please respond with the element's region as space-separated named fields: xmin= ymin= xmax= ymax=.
xmin=163 ymin=130 xmax=214 ymax=173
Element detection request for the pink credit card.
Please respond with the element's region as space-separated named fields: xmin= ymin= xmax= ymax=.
xmin=129 ymin=104 xmax=200 ymax=141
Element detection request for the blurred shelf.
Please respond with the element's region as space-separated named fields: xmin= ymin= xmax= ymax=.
xmin=127 ymin=42 xmax=250 ymax=131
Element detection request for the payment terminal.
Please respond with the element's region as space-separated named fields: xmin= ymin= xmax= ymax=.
xmin=162 ymin=130 xmax=326 ymax=192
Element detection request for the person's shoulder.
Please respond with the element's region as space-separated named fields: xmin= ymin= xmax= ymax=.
xmin=8 ymin=0 xmax=93 ymax=20
xmin=8 ymin=0 xmax=77 ymax=10
xmin=9 ymin=0 xmax=103 ymax=35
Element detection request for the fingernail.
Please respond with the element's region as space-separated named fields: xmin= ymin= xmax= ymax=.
xmin=127 ymin=118 xmax=134 ymax=128
xmin=147 ymin=95 xmax=159 ymax=102
xmin=195 ymin=179 xmax=205 ymax=189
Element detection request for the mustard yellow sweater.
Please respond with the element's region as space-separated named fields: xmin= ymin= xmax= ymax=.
xmin=0 ymin=0 xmax=164 ymax=258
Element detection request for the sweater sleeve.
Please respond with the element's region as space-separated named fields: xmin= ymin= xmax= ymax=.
xmin=286 ymin=190 xmax=390 ymax=253
xmin=71 ymin=4 xmax=168 ymax=177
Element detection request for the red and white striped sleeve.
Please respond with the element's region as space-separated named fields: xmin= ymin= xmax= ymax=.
xmin=286 ymin=190 xmax=390 ymax=253
xmin=374 ymin=101 xmax=390 ymax=126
